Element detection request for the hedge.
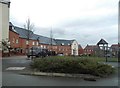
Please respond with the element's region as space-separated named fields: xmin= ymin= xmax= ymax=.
xmin=30 ymin=57 xmax=115 ymax=77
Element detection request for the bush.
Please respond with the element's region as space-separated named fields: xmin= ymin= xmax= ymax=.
xmin=31 ymin=57 xmax=115 ymax=77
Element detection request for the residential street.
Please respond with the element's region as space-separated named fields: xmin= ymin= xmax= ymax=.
xmin=2 ymin=56 xmax=119 ymax=86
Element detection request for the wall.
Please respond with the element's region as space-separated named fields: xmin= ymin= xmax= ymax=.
xmin=9 ymin=30 xmax=20 ymax=48
xmin=57 ymin=45 xmax=71 ymax=55
xmin=71 ymin=40 xmax=78 ymax=55
xmin=0 ymin=1 xmax=10 ymax=41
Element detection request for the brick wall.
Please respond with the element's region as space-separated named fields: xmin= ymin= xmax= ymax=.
xmin=9 ymin=30 xmax=20 ymax=48
xmin=78 ymin=48 xmax=84 ymax=56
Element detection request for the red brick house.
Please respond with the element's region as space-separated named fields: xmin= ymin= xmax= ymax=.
xmin=8 ymin=22 xmax=79 ymax=56
xmin=9 ymin=22 xmax=20 ymax=49
xmin=84 ymin=44 xmax=99 ymax=56
xmin=110 ymin=44 xmax=119 ymax=57
xmin=78 ymin=44 xmax=84 ymax=56
xmin=9 ymin=22 xmax=39 ymax=54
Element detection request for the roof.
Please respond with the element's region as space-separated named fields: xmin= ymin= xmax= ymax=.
xmin=0 ymin=0 xmax=10 ymax=3
xmin=78 ymin=44 xmax=83 ymax=49
xmin=9 ymin=22 xmax=78 ymax=45
xmin=13 ymin=26 xmax=56 ymax=44
xmin=33 ymin=34 xmax=56 ymax=45
xmin=0 ymin=0 xmax=10 ymax=7
xmin=9 ymin=22 xmax=14 ymax=27
xmin=97 ymin=39 xmax=108 ymax=45
xmin=111 ymin=44 xmax=119 ymax=49
xmin=84 ymin=45 xmax=99 ymax=50
xmin=54 ymin=39 xmax=74 ymax=45
xmin=14 ymin=26 xmax=35 ymax=40
xmin=9 ymin=22 xmax=19 ymax=34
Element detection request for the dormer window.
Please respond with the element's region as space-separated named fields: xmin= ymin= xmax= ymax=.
xmin=12 ymin=26 xmax=14 ymax=29
xmin=61 ymin=43 xmax=64 ymax=45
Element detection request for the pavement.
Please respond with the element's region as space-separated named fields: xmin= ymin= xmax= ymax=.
xmin=2 ymin=56 xmax=119 ymax=86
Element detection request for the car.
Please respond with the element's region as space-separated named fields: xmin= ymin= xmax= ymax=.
xmin=57 ymin=53 xmax=64 ymax=56
xmin=27 ymin=47 xmax=48 ymax=58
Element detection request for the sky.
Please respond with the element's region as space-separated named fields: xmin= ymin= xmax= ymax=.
xmin=10 ymin=0 xmax=119 ymax=48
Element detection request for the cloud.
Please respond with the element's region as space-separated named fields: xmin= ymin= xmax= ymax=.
xmin=10 ymin=0 xmax=118 ymax=48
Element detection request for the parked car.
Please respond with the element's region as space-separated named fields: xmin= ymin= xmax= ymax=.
xmin=27 ymin=47 xmax=48 ymax=58
xmin=57 ymin=53 xmax=64 ymax=56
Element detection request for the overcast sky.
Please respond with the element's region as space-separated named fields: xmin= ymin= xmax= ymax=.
xmin=10 ymin=0 xmax=119 ymax=48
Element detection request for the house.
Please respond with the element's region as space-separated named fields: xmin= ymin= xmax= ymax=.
xmin=110 ymin=44 xmax=119 ymax=57
xmin=84 ymin=44 xmax=99 ymax=56
xmin=54 ymin=39 xmax=78 ymax=56
xmin=78 ymin=44 xmax=84 ymax=56
xmin=8 ymin=22 xmax=79 ymax=56
xmin=9 ymin=22 xmax=39 ymax=54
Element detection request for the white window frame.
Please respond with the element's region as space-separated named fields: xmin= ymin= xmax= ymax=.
xmin=36 ymin=42 xmax=38 ymax=46
xmin=16 ymin=39 xmax=18 ymax=44
xmin=26 ymin=40 xmax=29 ymax=45
xmin=32 ymin=41 xmax=35 ymax=45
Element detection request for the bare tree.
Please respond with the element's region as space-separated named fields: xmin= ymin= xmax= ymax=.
xmin=50 ymin=28 xmax=53 ymax=51
xmin=24 ymin=18 xmax=34 ymax=54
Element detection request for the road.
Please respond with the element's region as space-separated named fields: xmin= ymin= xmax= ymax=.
xmin=2 ymin=56 xmax=119 ymax=86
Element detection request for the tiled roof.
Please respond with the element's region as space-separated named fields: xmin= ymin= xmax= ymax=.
xmin=78 ymin=44 xmax=83 ymax=49
xmin=0 ymin=0 xmax=10 ymax=3
xmin=84 ymin=45 xmax=99 ymax=50
xmin=54 ymin=39 xmax=74 ymax=45
xmin=9 ymin=22 xmax=76 ymax=45
xmin=33 ymin=34 xmax=56 ymax=45
xmin=111 ymin=44 xmax=119 ymax=49
xmin=14 ymin=26 xmax=34 ymax=39
xmin=9 ymin=22 xmax=19 ymax=34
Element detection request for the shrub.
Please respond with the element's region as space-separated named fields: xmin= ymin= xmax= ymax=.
xmin=31 ymin=57 xmax=115 ymax=77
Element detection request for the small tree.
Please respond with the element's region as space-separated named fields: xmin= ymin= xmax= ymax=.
xmin=2 ymin=39 xmax=11 ymax=56
xmin=24 ymin=18 xmax=34 ymax=54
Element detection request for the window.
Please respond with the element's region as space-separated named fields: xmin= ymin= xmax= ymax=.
xmin=44 ymin=46 xmax=46 ymax=49
xmin=61 ymin=43 xmax=64 ymax=45
xmin=32 ymin=41 xmax=35 ymax=45
xmin=16 ymin=39 xmax=18 ymax=44
xmin=41 ymin=45 xmax=43 ymax=48
xmin=68 ymin=43 xmax=70 ymax=45
xmin=26 ymin=40 xmax=29 ymax=45
xmin=12 ymin=26 xmax=14 ymax=30
xmin=36 ymin=42 xmax=39 ymax=46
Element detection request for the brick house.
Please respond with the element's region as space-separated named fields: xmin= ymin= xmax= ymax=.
xmin=9 ymin=22 xmax=39 ymax=54
xmin=54 ymin=39 xmax=75 ymax=55
xmin=9 ymin=22 xmax=79 ymax=56
xmin=84 ymin=44 xmax=99 ymax=56
xmin=110 ymin=44 xmax=119 ymax=57
xmin=78 ymin=44 xmax=84 ymax=56
xmin=9 ymin=22 xmax=20 ymax=49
